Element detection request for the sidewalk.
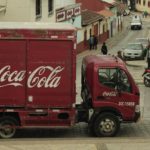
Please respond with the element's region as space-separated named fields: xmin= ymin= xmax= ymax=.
xmin=126 ymin=60 xmax=147 ymax=84
xmin=1 ymin=139 xmax=150 ymax=150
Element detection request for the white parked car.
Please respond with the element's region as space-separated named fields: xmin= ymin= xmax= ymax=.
xmin=135 ymin=38 xmax=150 ymax=49
xmin=131 ymin=15 xmax=142 ymax=30
xmin=123 ymin=43 xmax=145 ymax=60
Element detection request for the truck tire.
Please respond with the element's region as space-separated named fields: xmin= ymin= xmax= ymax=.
xmin=94 ymin=113 xmax=120 ymax=137
xmin=0 ymin=117 xmax=18 ymax=139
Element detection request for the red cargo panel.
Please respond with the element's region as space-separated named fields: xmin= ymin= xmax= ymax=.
xmin=26 ymin=40 xmax=74 ymax=108
xmin=0 ymin=40 xmax=26 ymax=107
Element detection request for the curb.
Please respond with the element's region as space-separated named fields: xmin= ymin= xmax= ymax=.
xmin=97 ymin=144 xmax=108 ymax=150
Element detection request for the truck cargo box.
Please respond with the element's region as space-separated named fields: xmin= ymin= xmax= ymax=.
xmin=0 ymin=22 xmax=76 ymax=108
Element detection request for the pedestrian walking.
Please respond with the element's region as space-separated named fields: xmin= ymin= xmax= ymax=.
xmin=94 ymin=35 xmax=98 ymax=50
xmin=101 ymin=42 xmax=108 ymax=55
xmin=144 ymin=11 xmax=148 ymax=18
xmin=117 ymin=51 xmax=123 ymax=59
xmin=117 ymin=50 xmax=126 ymax=64
xmin=89 ymin=35 xmax=94 ymax=50
xmin=142 ymin=12 xmax=145 ymax=18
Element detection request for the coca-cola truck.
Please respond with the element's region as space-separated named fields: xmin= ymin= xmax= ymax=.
xmin=0 ymin=22 xmax=140 ymax=138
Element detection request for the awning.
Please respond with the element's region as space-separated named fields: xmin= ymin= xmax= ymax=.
xmin=81 ymin=9 xmax=104 ymax=26
xmin=97 ymin=9 xmax=115 ymax=18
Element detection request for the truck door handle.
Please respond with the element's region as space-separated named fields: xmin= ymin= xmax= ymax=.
xmin=97 ymin=96 xmax=111 ymax=100
xmin=97 ymin=96 xmax=105 ymax=100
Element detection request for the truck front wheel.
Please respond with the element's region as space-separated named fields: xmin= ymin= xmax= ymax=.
xmin=94 ymin=113 xmax=120 ymax=137
xmin=0 ymin=117 xmax=18 ymax=139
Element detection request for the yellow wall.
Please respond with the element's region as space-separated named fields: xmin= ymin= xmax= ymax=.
xmin=136 ymin=0 xmax=150 ymax=14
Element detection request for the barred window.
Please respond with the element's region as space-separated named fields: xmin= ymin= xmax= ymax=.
xmin=48 ymin=0 xmax=53 ymax=14
xmin=148 ymin=1 xmax=150 ymax=7
xmin=36 ymin=0 xmax=42 ymax=18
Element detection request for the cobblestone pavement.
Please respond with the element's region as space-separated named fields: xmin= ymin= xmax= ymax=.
xmin=1 ymin=121 xmax=150 ymax=149
xmin=0 ymin=118 xmax=146 ymax=139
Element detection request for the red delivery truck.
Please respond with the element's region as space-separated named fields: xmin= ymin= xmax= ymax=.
xmin=0 ymin=22 xmax=140 ymax=138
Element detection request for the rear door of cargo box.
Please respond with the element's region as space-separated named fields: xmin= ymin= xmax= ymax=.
xmin=27 ymin=40 xmax=74 ymax=108
xmin=0 ymin=40 xmax=26 ymax=107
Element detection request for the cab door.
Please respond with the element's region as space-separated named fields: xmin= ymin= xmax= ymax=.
xmin=93 ymin=67 xmax=135 ymax=114
xmin=93 ymin=67 xmax=120 ymax=107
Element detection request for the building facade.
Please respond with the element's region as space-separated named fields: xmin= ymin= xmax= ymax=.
xmin=0 ymin=0 xmax=83 ymax=53
xmin=0 ymin=0 xmax=79 ymax=22
xmin=77 ymin=9 xmax=103 ymax=52
xmin=136 ymin=0 xmax=150 ymax=14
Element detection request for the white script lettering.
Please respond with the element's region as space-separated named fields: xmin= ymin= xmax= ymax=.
xmin=0 ymin=65 xmax=64 ymax=88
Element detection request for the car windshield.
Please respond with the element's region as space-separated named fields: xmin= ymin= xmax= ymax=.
xmin=136 ymin=39 xmax=148 ymax=45
xmin=126 ymin=44 xmax=142 ymax=50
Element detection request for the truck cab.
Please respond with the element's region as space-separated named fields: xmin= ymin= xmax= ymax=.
xmin=81 ymin=55 xmax=140 ymax=137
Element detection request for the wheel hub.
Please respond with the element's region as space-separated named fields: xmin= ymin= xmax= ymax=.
xmin=100 ymin=119 xmax=114 ymax=133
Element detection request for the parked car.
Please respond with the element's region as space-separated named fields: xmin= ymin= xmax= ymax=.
xmin=135 ymin=38 xmax=150 ymax=49
xmin=135 ymin=38 xmax=150 ymax=56
xmin=123 ymin=43 xmax=145 ymax=60
xmin=131 ymin=15 xmax=142 ymax=30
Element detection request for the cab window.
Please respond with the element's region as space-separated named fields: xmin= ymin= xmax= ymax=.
xmin=118 ymin=69 xmax=132 ymax=93
xmin=98 ymin=68 xmax=132 ymax=93
xmin=98 ymin=68 xmax=118 ymax=89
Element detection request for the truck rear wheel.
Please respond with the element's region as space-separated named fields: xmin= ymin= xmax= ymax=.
xmin=94 ymin=113 xmax=120 ymax=137
xmin=0 ymin=117 xmax=18 ymax=139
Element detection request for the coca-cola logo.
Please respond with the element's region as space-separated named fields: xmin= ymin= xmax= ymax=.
xmin=0 ymin=65 xmax=64 ymax=88
xmin=102 ymin=91 xmax=117 ymax=97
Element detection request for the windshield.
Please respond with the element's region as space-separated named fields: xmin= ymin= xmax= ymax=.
xmin=126 ymin=44 xmax=142 ymax=50
xmin=136 ymin=39 xmax=148 ymax=44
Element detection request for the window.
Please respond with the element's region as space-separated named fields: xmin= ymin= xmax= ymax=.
xmin=98 ymin=68 xmax=118 ymax=89
xmin=98 ymin=68 xmax=132 ymax=93
xmin=103 ymin=24 xmax=105 ymax=33
xmin=48 ymin=0 xmax=53 ymax=15
xmin=36 ymin=0 xmax=41 ymax=18
xmin=148 ymin=1 xmax=150 ymax=7
xmin=84 ymin=30 xmax=87 ymax=45
xmin=143 ymin=0 xmax=146 ymax=6
xmin=136 ymin=0 xmax=140 ymax=4
xmin=89 ymin=29 xmax=92 ymax=36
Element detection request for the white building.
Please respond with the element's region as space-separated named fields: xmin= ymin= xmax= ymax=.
xmin=0 ymin=0 xmax=82 ymax=52
xmin=0 ymin=0 xmax=80 ymax=22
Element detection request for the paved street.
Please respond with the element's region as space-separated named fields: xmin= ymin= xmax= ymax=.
xmin=1 ymin=13 xmax=150 ymax=150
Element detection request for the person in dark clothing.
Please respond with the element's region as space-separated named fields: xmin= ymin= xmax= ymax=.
xmin=101 ymin=42 xmax=108 ymax=55
xmin=117 ymin=50 xmax=126 ymax=64
xmin=89 ymin=35 xmax=94 ymax=50
xmin=94 ymin=35 xmax=98 ymax=50
xmin=117 ymin=51 xmax=123 ymax=60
